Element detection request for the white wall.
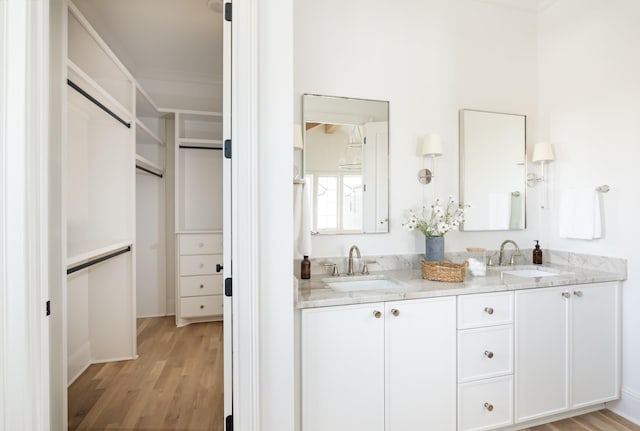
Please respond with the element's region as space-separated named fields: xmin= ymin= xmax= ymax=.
xmin=538 ymin=0 xmax=640 ymax=422
xmin=295 ymin=0 xmax=541 ymax=258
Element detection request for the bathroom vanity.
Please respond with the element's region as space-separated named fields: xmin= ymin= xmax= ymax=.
xmin=296 ymin=261 xmax=622 ymax=431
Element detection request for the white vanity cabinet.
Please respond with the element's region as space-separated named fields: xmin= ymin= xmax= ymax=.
xmin=457 ymin=292 xmax=514 ymax=431
xmin=301 ymin=296 xmax=456 ymax=431
xmin=514 ymin=282 xmax=620 ymax=423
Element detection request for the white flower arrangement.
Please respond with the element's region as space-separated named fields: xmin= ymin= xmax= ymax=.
xmin=402 ymin=196 xmax=466 ymax=237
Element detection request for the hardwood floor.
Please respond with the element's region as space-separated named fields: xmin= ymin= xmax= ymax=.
xmin=68 ymin=317 xmax=638 ymax=431
xmin=523 ymin=409 xmax=640 ymax=431
xmin=68 ymin=317 xmax=223 ymax=430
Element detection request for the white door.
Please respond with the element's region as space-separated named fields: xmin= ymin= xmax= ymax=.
xmin=301 ymin=303 xmax=385 ymax=431
xmin=570 ymin=282 xmax=620 ymax=408
xmin=385 ymin=297 xmax=456 ymax=431
xmin=514 ymin=286 xmax=569 ymax=423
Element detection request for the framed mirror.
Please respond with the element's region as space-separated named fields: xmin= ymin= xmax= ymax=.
xmin=302 ymin=94 xmax=389 ymax=234
xmin=459 ymin=109 xmax=526 ymax=231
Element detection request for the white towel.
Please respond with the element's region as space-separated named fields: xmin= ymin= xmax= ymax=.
xmin=293 ymin=179 xmax=312 ymax=257
xmin=489 ymin=193 xmax=511 ymax=230
xmin=558 ymin=188 xmax=602 ymax=239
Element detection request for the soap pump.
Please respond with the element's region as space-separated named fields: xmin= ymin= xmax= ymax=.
xmin=533 ymin=240 xmax=543 ymax=265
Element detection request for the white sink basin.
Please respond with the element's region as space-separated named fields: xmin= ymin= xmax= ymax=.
xmin=323 ymin=275 xmax=404 ymax=292
xmin=501 ymin=269 xmax=560 ymax=278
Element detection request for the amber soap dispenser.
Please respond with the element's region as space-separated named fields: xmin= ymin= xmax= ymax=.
xmin=532 ymin=240 xmax=543 ymax=265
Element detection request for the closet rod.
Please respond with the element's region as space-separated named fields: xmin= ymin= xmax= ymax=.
xmin=136 ymin=165 xmax=163 ymax=178
xmin=67 ymin=246 xmax=131 ymax=275
xmin=67 ymin=79 xmax=131 ymax=129
xmin=179 ymin=145 xmax=223 ymax=151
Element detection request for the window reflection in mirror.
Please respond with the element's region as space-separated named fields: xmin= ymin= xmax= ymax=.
xmin=459 ymin=109 xmax=526 ymax=231
xmin=302 ymin=94 xmax=389 ymax=234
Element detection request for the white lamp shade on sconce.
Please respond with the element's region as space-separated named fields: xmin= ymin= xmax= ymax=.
xmin=531 ymin=142 xmax=555 ymax=163
xmin=418 ymin=133 xmax=443 ymax=157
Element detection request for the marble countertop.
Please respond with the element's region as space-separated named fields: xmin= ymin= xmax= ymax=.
xmin=295 ymin=263 xmax=625 ymax=309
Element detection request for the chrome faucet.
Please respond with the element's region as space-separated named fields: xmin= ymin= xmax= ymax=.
xmin=347 ymin=245 xmax=361 ymax=275
xmin=498 ymin=240 xmax=521 ymax=266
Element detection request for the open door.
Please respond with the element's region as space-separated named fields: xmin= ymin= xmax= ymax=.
xmin=222 ymin=1 xmax=233 ymax=430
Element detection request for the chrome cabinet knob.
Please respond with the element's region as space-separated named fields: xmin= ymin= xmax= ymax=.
xmin=199 ymin=263 xmax=205 ymax=268
xmin=562 ymin=291 xmax=570 ymax=298
xmin=484 ymin=350 xmax=494 ymax=359
xmin=484 ymin=402 xmax=494 ymax=412
xmin=373 ymin=310 xmax=382 ymax=319
xmin=484 ymin=307 xmax=494 ymax=315
xmin=199 ymin=242 xmax=204 ymax=247
xmin=391 ymin=309 xmax=400 ymax=317
xmin=573 ymin=290 xmax=583 ymax=297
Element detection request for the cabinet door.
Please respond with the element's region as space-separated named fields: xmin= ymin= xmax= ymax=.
xmin=386 ymin=297 xmax=456 ymax=431
xmin=301 ymin=303 xmax=385 ymax=431
xmin=571 ymin=282 xmax=620 ymax=408
xmin=515 ymin=286 xmax=569 ymax=423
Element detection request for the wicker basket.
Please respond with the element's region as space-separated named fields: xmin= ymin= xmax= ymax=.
xmin=420 ymin=260 xmax=468 ymax=282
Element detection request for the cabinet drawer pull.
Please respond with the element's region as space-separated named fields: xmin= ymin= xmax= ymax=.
xmin=216 ymin=263 xmax=224 ymax=273
xmin=200 ymin=305 xmax=204 ymax=309
xmin=199 ymin=242 xmax=204 ymax=247
xmin=199 ymin=263 xmax=205 ymax=268
xmin=484 ymin=307 xmax=494 ymax=315
xmin=200 ymin=284 xmax=204 ymax=289
xmin=373 ymin=310 xmax=382 ymax=319
xmin=484 ymin=402 xmax=494 ymax=412
xmin=562 ymin=291 xmax=570 ymax=298
xmin=484 ymin=350 xmax=494 ymax=359
xmin=573 ymin=290 xmax=583 ymax=297
xmin=391 ymin=308 xmax=400 ymax=317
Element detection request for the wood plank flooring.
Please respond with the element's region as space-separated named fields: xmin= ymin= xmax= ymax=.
xmin=523 ymin=409 xmax=640 ymax=431
xmin=68 ymin=316 xmax=223 ymax=430
xmin=68 ymin=316 xmax=639 ymax=431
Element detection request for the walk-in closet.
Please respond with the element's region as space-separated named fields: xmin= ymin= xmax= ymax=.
xmin=63 ymin=1 xmax=226 ymax=428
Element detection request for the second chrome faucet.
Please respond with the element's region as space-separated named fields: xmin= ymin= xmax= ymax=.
xmin=347 ymin=245 xmax=361 ymax=275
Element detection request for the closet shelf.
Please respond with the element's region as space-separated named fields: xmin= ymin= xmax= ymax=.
xmin=175 ymin=229 xmax=223 ymax=235
xmin=136 ymin=119 xmax=164 ymax=146
xmin=136 ymin=154 xmax=164 ymax=177
xmin=67 ymin=59 xmax=133 ymax=124
xmin=159 ymin=108 xmax=223 ymax=118
xmin=135 ymin=84 xmax=161 ymax=118
xmin=67 ymin=240 xmax=133 ymax=269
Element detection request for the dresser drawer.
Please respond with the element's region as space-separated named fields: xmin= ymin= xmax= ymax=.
xmin=458 ymin=292 xmax=513 ymax=329
xmin=179 ymin=254 xmax=223 ymax=276
xmin=179 ymin=233 xmax=223 ymax=255
xmin=458 ymin=375 xmax=513 ymax=431
xmin=180 ymin=295 xmax=223 ymax=318
xmin=180 ymin=275 xmax=222 ymax=297
xmin=458 ymin=325 xmax=513 ymax=382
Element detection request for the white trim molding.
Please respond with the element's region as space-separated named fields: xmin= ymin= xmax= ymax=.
xmin=1 ymin=0 xmax=51 ymax=429
xmin=607 ymin=386 xmax=640 ymax=426
xmin=231 ymin=0 xmax=295 ymax=430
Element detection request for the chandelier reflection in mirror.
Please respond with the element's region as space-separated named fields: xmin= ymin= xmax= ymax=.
xmin=338 ymin=126 xmax=363 ymax=170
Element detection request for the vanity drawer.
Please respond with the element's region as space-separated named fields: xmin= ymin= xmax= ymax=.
xmin=458 ymin=375 xmax=513 ymax=431
xmin=179 ymin=254 xmax=223 ymax=276
xmin=179 ymin=233 xmax=223 ymax=255
xmin=458 ymin=292 xmax=513 ymax=329
xmin=458 ymin=325 xmax=513 ymax=383
xmin=180 ymin=275 xmax=222 ymax=297
xmin=180 ymin=295 xmax=223 ymax=318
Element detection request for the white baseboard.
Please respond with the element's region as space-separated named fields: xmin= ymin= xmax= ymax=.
xmin=67 ymin=341 xmax=91 ymax=386
xmin=607 ymin=386 xmax=640 ymax=425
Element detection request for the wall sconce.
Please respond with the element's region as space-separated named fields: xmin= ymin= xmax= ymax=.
xmin=526 ymin=142 xmax=555 ymax=187
xmin=417 ymin=133 xmax=443 ymax=184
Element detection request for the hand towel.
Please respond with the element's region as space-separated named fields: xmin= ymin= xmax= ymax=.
xmin=558 ymin=188 xmax=602 ymax=239
xmin=293 ymin=179 xmax=312 ymax=257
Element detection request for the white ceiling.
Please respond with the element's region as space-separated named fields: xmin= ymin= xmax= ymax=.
xmin=73 ymin=0 xmax=223 ymax=84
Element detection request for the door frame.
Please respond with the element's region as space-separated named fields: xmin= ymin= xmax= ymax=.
xmin=1 ymin=0 xmax=52 ymax=429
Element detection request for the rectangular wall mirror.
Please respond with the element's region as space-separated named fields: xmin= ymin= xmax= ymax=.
xmin=459 ymin=109 xmax=526 ymax=231
xmin=302 ymin=94 xmax=389 ymax=234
